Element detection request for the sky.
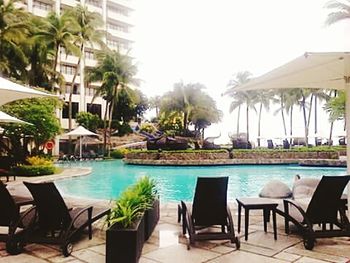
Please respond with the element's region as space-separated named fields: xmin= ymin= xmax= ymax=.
xmin=130 ymin=0 xmax=349 ymax=144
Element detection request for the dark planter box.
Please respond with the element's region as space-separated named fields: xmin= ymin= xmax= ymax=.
xmin=144 ymin=198 xmax=160 ymax=240
xmin=106 ymin=215 xmax=145 ymax=263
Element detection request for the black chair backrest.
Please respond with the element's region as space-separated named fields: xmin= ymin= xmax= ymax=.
xmin=0 ymin=181 xmax=18 ymax=226
xmin=24 ymin=181 xmax=71 ymax=231
xmin=306 ymin=175 xmax=350 ymax=224
xmin=192 ymin=177 xmax=229 ymax=226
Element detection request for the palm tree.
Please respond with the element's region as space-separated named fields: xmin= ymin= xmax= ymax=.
xmin=255 ymin=90 xmax=274 ymax=147
xmin=149 ymin=96 xmax=161 ymax=118
xmin=65 ymin=5 xmax=104 ymax=132
xmin=86 ymin=50 xmax=137 ymax=155
xmin=274 ymin=90 xmax=289 ymax=138
xmin=36 ymin=10 xmax=79 ymax=89
xmin=325 ymin=0 xmax=350 ymax=25
xmin=0 ymin=0 xmax=29 ymax=77
xmin=224 ymin=71 xmax=252 ymax=137
xmin=284 ymin=89 xmax=301 ymax=144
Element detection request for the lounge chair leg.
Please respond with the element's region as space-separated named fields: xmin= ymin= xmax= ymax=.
xmin=177 ymin=205 xmax=182 ymax=223
xmin=88 ymin=223 xmax=92 ymax=240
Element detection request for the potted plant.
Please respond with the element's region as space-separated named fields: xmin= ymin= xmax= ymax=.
xmin=105 ymin=187 xmax=149 ymax=263
xmin=134 ymin=177 xmax=160 ymax=240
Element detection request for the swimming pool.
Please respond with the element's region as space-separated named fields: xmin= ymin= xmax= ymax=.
xmin=56 ymin=160 xmax=346 ymax=202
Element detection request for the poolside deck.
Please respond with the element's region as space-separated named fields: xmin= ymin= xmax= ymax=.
xmin=2 ymin=171 xmax=350 ymax=262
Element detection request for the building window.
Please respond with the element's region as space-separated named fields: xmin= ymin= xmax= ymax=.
xmin=86 ymin=0 xmax=101 ymax=7
xmin=108 ymin=23 xmax=128 ymax=33
xmin=60 ymin=64 xmax=77 ymax=75
xmin=109 ymin=6 xmax=129 ymax=16
xmin=85 ymin=50 xmax=94 ymax=60
xmin=87 ymin=103 xmax=102 ymax=118
xmin=107 ymin=39 xmax=129 ymax=50
xmin=64 ymin=84 xmax=79 ymax=95
xmin=85 ymin=86 xmax=96 ymax=96
xmin=62 ymin=102 xmax=79 ymax=119
xmin=33 ymin=0 xmax=52 ymax=11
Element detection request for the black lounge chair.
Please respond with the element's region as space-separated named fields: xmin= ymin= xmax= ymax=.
xmin=23 ymin=181 xmax=110 ymax=256
xmin=178 ymin=177 xmax=240 ymax=249
xmin=282 ymin=175 xmax=350 ymax=250
xmin=0 ymin=181 xmax=35 ymax=255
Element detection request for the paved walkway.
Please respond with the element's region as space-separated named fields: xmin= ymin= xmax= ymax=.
xmin=1 ymin=171 xmax=350 ymax=262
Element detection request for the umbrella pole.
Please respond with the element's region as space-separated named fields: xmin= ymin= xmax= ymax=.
xmin=345 ymin=57 xmax=350 ymax=218
xmin=80 ymin=136 xmax=82 ymax=160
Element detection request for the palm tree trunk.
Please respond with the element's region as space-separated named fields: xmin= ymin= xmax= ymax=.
xmin=289 ymin=105 xmax=293 ymax=145
xmin=307 ymin=94 xmax=314 ymax=145
xmin=280 ymin=99 xmax=287 ymax=137
xmin=301 ymin=91 xmax=309 ymax=146
xmin=328 ymin=90 xmax=337 ymax=146
xmin=108 ymin=85 xmax=118 ymax=157
xmin=257 ymin=102 xmax=263 ymax=147
xmin=103 ymin=102 xmax=109 ymax=156
xmin=183 ymin=111 xmax=188 ymax=130
xmin=246 ymin=104 xmax=249 ymax=142
xmin=314 ymin=96 xmax=318 ymax=145
xmin=53 ymin=45 xmax=60 ymax=74
xmin=236 ymin=105 xmax=241 ymax=136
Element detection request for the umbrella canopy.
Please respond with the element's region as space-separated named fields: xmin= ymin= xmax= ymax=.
xmin=0 ymin=111 xmax=32 ymax=125
xmin=236 ymin=52 xmax=350 ymax=91
xmin=64 ymin=126 xmax=98 ymax=137
xmin=63 ymin=126 xmax=98 ymax=159
xmin=0 ymin=77 xmax=56 ymax=105
xmin=234 ymin=51 xmax=350 ymax=215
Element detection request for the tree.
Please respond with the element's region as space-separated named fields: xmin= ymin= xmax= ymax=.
xmin=66 ymin=5 xmax=104 ymax=133
xmin=324 ymin=90 xmax=345 ymax=122
xmin=274 ymin=90 xmax=289 ymax=138
xmin=283 ymin=89 xmax=301 ymax=144
xmin=149 ymin=95 xmax=161 ymax=118
xmin=0 ymin=98 xmax=61 ymax=161
xmin=86 ymin=50 xmax=137 ymax=155
xmin=0 ymin=0 xmax=30 ymax=78
xmin=36 ymin=10 xmax=79 ymax=90
xmin=76 ymin=112 xmax=101 ymax=132
xmin=224 ymin=71 xmax=252 ymax=138
xmin=254 ymin=90 xmax=274 ymax=147
xmin=325 ymin=0 xmax=350 ymax=25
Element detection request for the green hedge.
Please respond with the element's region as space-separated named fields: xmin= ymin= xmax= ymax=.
xmin=111 ymin=149 xmax=125 ymax=159
xmin=129 ymin=149 xmax=228 ymax=154
xmin=232 ymin=146 xmax=343 ymax=153
xmin=12 ymin=165 xmax=56 ymax=176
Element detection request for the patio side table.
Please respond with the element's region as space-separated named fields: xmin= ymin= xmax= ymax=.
xmin=236 ymin=198 xmax=278 ymax=241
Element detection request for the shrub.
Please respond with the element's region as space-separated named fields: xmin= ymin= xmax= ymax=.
xmin=111 ymin=148 xmax=129 ymax=159
xmin=106 ymin=176 xmax=157 ymax=229
xmin=26 ymin=156 xmax=53 ymax=166
xmin=112 ymin=122 xmax=133 ymax=136
xmin=12 ymin=165 xmax=56 ymax=176
xmin=140 ymin=123 xmax=156 ymax=134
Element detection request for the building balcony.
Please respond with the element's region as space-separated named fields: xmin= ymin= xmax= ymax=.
xmin=60 ymin=54 xmax=79 ymax=65
xmin=86 ymin=3 xmax=102 ymax=14
xmin=62 ymin=73 xmax=81 ymax=84
xmin=85 ymin=58 xmax=97 ymax=68
xmin=107 ymin=28 xmax=133 ymax=42
xmin=32 ymin=7 xmax=50 ymax=17
xmin=108 ymin=0 xmax=135 ymax=10
xmin=107 ymin=10 xmax=133 ymax=25
xmin=60 ymin=0 xmax=77 ymax=7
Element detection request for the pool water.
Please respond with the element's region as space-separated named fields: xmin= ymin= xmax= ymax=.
xmin=56 ymin=160 xmax=346 ymax=202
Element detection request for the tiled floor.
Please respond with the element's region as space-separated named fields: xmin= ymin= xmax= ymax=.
xmin=1 ymin=202 xmax=350 ymax=263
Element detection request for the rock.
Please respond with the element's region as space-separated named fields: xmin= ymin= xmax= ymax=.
xmin=292 ymin=176 xmax=320 ymax=199
xmin=259 ymin=180 xmax=292 ymax=198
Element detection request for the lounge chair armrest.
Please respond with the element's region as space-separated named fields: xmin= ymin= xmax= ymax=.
xmin=283 ymin=199 xmax=312 ymax=227
xmin=69 ymin=206 xmax=93 ymax=230
xmin=181 ymin=201 xmax=195 ymax=234
xmin=11 ymin=206 xmax=37 ymax=234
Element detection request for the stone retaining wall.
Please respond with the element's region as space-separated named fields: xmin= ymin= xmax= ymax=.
xmin=125 ymin=152 xmax=229 ymax=160
xmin=231 ymin=151 xmax=339 ymax=159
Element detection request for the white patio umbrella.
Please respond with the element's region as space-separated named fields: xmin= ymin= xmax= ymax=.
xmin=0 ymin=77 xmax=56 ymax=105
xmin=0 ymin=110 xmax=32 ymax=125
xmin=235 ymin=52 xmax=350 ymax=215
xmin=63 ymin=126 xmax=98 ymax=159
